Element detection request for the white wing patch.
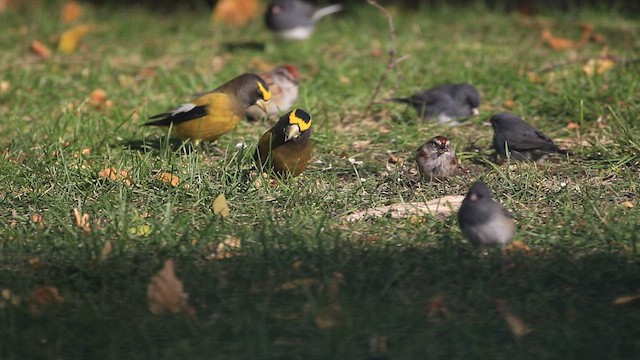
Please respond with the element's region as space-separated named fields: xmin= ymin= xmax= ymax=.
xmin=170 ymin=103 xmax=197 ymax=117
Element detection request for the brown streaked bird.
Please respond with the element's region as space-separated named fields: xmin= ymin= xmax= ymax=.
xmin=255 ymin=108 xmax=312 ymax=177
xmin=415 ymin=135 xmax=458 ymax=180
xmin=246 ymin=64 xmax=300 ymax=121
xmin=144 ymin=73 xmax=271 ymax=146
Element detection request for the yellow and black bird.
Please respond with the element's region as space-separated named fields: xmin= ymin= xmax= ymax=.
xmin=255 ymin=108 xmax=313 ymax=177
xmin=144 ymin=73 xmax=271 ymax=146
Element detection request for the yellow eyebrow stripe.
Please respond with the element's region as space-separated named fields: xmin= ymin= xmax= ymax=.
xmin=257 ymin=81 xmax=271 ymax=101
xmin=289 ymin=110 xmax=311 ymax=131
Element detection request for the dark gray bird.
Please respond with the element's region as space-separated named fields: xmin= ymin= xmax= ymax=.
xmin=458 ymin=181 xmax=515 ymax=252
xmin=265 ymin=0 xmax=344 ymax=40
xmin=489 ymin=112 xmax=567 ymax=162
xmin=389 ymin=83 xmax=480 ymax=124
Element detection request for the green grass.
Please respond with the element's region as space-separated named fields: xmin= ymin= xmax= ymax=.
xmin=2 ymin=1 xmax=640 ymax=358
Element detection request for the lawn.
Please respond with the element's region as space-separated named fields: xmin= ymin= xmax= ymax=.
xmin=1 ymin=1 xmax=640 ymax=359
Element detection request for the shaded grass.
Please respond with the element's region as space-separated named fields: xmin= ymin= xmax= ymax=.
xmin=1 ymin=0 xmax=640 ymax=359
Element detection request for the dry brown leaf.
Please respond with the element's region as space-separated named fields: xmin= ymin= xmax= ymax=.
xmin=100 ymin=240 xmax=112 ymax=261
xmin=343 ymin=195 xmax=465 ymax=222
xmin=30 ymin=40 xmax=52 ymax=59
xmin=213 ymin=235 xmax=241 ymax=259
xmin=30 ymin=213 xmax=43 ymax=226
xmin=583 ymin=58 xmax=615 ymax=77
xmin=503 ymin=99 xmax=515 ymax=109
xmin=61 ymin=1 xmax=83 ymax=23
xmin=506 ymin=240 xmax=530 ymax=252
xmin=621 ymin=201 xmax=634 ymax=209
xmin=212 ymin=0 xmax=260 ymax=26
xmin=211 ymin=194 xmax=230 ymax=218
xmin=276 ymin=278 xmax=318 ymax=291
xmin=541 ymin=29 xmax=577 ymax=50
xmin=88 ymin=88 xmax=107 ymax=106
xmin=0 ymin=80 xmax=10 ymax=92
xmin=496 ymin=299 xmax=532 ymax=338
xmin=98 ymin=167 xmax=132 ymax=187
xmin=156 ymin=172 xmax=181 ymax=187
xmin=28 ymin=286 xmax=65 ymax=315
xmin=427 ymin=296 xmax=449 ymax=317
xmin=314 ymin=303 xmax=343 ymax=329
xmin=147 ymin=259 xmax=192 ymax=315
xmin=613 ymin=293 xmax=640 ymax=307
xmin=58 ymin=24 xmax=92 ymax=53
xmin=73 ymin=207 xmax=90 ymax=234
xmin=566 ymin=121 xmax=580 ymax=130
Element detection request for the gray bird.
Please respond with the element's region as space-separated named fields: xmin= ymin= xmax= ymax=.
xmin=390 ymin=83 xmax=480 ymax=124
xmin=458 ymin=181 xmax=515 ymax=252
xmin=265 ymin=0 xmax=344 ymax=40
xmin=489 ymin=112 xmax=567 ymax=162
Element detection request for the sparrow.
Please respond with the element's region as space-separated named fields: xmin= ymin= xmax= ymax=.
xmin=265 ymin=0 xmax=344 ymax=40
xmin=415 ymin=135 xmax=458 ymax=180
xmin=144 ymin=73 xmax=271 ymax=146
xmin=389 ymin=83 xmax=480 ymax=124
xmin=458 ymin=181 xmax=515 ymax=251
xmin=489 ymin=112 xmax=567 ymax=162
xmin=255 ymin=108 xmax=312 ymax=177
xmin=246 ymin=64 xmax=300 ymax=121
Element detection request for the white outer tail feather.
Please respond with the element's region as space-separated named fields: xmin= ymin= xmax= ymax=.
xmin=312 ymin=4 xmax=344 ymax=22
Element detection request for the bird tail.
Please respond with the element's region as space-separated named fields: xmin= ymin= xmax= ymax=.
xmin=312 ymin=4 xmax=344 ymax=22
xmin=385 ymin=97 xmax=411 ymax=104
xmin=143 ymin=113 xmax=169 ymax=126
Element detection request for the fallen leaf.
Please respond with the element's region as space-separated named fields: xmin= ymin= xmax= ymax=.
xmin=73 ymin=207 xmax=90 ymax=234
xmin=527 ymin=71 xmax=543 ymax=84
xmin=343 ymin=195 xmax=465 ymax=222
xmin=276 ymin=278 xmax=318 ymax=291
xmin=129 ymin=225 xmax=152 ymax=236
xmin=314 ymin=303 xmax=343 ymax=329
xmin=30 ymin=213 xmax=43 ymax=226
xmin=156 ymin=172 xmax=181 ymax=187
xmin=212 ymin=235 xmax=241 ymax=260
xmin=506 ymin=240 xmax=530 ymax=252
xmin=88 ymin=88 xmax=107 ymax=106
xmin=211 ymin=194 xmax=230 ymax=218
xmin=621 ymin=201 xmax=634 ymax=208
xmin=60 ymin=1 xmax=83 ymax=23
xmin=583 ymin=58 xmax=615 ymax=77
xmin=28 ymin=286 xmax=65 ymax=315
xmin=100 ymin=240 xmax=112 ymax=261
xmin=0 ymin=80 xmax=9 ymax=92
xmin=30 ymin=40 xmax=52 ymax=59
xmin=503 ymin=99 xmax=515 ymax=109
xmin=496 ymin=299 xmax=532 ymax=338
xmin=612 ymin=293 xmax=640 ymax=307
xmin=147 ymin=259 xmax=192 ymax=315
xmin=212 ymin=0 xmax=260 ymax=26
xmin=58 ymin=24 xmax=92 ymax=54
xmin=98 ymin=167 xmax=132 ymax=187
xmin=567 ymin=121 xmax=580 ymax=130
xmin=427 ymin=296 xmax=449 ymax=317
xmin=541 ymin=24 xmax=591 ymax=51
xmin=0 ymin=289 xmax=21 ymax=308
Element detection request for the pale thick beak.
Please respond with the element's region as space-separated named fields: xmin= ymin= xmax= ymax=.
xmin=255 ymin=99 xmax=268 ymax=113
xmin=471 ymin=108 xmax=480 ymax=116
xmin=285 ymin=124 xmax=301 ymax=141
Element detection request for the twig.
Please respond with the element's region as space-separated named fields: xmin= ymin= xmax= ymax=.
xmin=537 ymin=55 xmax=640 ymax=73
xmin=363 ymin=0 xmax=402 ymax=118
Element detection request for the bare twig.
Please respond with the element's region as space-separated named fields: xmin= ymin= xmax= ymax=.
xmin=363 ymin=0 xmax=403 ymax=118
xmin=537 ymin=55 xmax=640 ymax=73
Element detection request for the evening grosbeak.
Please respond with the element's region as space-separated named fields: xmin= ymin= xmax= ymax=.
xmin=144 ymin=73 xmax=271 ymax=146
xmin=255 ymin=108 xmax=312 ymax=177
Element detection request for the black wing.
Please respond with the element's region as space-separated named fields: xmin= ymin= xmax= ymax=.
xmin=144 ymin=104 xmax=207 ymax=126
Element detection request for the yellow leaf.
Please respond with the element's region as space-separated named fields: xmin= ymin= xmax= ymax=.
xmin=147 ymin=259 xmax=192 ymax=315
xmin=156 ymin=172 xmax=181 ymax=187
xmin=496 ymin=299 xmax=532 ymax=338
xmin=129 ymin=225 xmax=152 ymax=236
xmin=211 ymin=194 xmax=230 ymax=218
xmin=214 ymin=235 xmax=241 ymax=259
xmin=58 ymin=24 xmax=92 ymax=54
xmin=597 ymin=59 xmax=614 ymax=74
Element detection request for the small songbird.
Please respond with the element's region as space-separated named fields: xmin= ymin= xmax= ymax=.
xmin=489 ymin=112 xmax=567 ymax=162
xmin=415 ymin=135 xmax=458 ymax=180
xmin=246 ymin=64 xmax=300 ymax=121
xmin=390 ymin=83 xmax=480 ymax=124
xmin=458 ymin=181 xmax=515 ymax=252
xmin=265 ymin=0 xmax=344 ymax=40
xmin=255 ymin=108 xmax=313 ymax=177
xmin=144 ymin=73 xmax=271 ymax=146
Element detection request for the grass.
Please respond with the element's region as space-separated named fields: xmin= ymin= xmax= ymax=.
xmin=1 ymin=1 xmax=640 ymax=358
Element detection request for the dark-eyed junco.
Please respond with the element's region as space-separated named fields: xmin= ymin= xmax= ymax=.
xmin=255 ymin=108 xmax=313 ymax=177
xmin=489 ymin=112 xmax=567 ymax=162
xmin=265 ymin=0 xmax=344 ymax=40
xmin=458 ymin=181 xmax=515 ymax=251
xmin=415 ymin=135 xmax=458 ymax=180
xmin=246 ymin=64 xmax=300 ymax=121
xmin=389 ymin=83 xmax=480 ymax=124
xmin=144 ymin=74 xmax=271 ymax=147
